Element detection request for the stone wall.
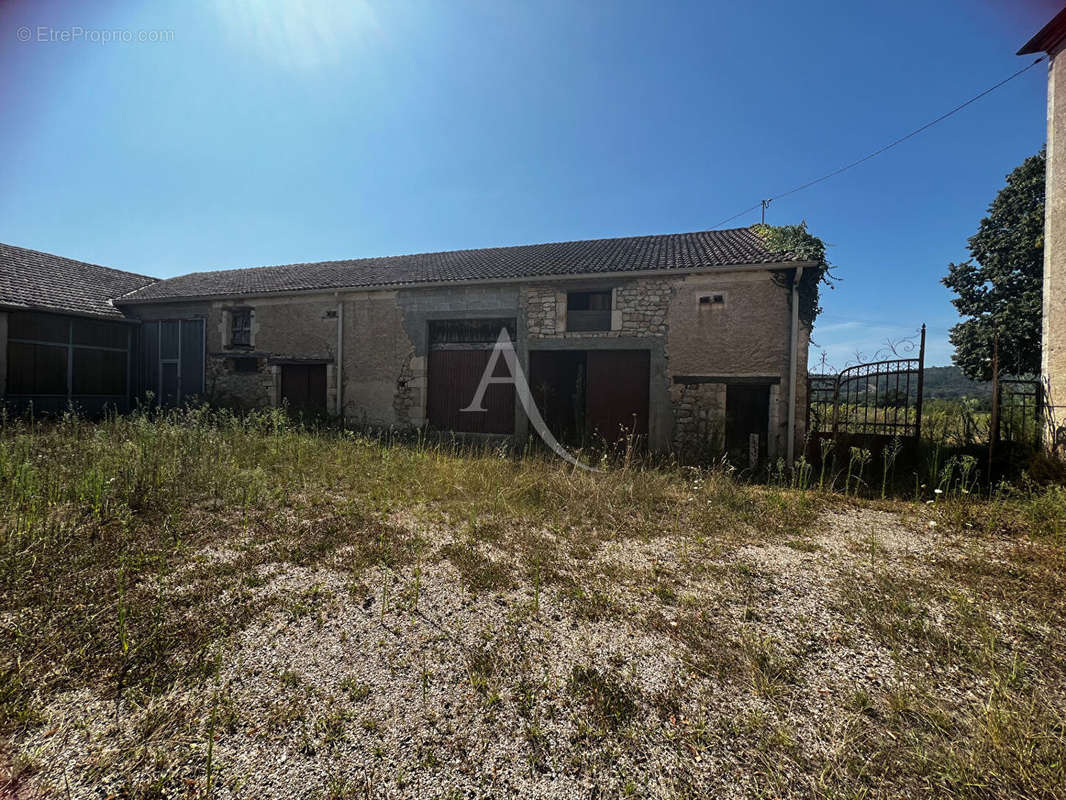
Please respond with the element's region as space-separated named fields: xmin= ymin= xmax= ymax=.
xmin=128 ymin=297 xmax=339 ymax=412
xmin=393 ymin=345 xmax=418 ymax=425
xmin=667 ymin=271 xmax=801 ymax=458
xmin=1045 ymin=43 xmax=1066 ymax=444
xmin=121 ymin=269 xmax=809 ymax=457
xmin=669 ymin=381 xmax=726 ymax=456
xmin=207 ymin=354 xmax=273 ymax=409
xmin=342 ymin=291 xmax=414 ymax=426
xmin=525 ymin=286 xmax=561 ymax=336
xmin=524 ymin=279 xmax=676 ymax=339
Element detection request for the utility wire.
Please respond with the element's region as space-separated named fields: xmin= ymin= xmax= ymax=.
xmin=710 ymin=56 xmax=1047 ymax=230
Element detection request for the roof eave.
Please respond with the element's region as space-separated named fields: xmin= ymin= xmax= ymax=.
xmin=115 ymin=260 xmax=819 ymax=307
xmin=1018 ymin=7 xmax=1066 ymax=54
xmin=0 ymin=300 xmax=139 ymax=322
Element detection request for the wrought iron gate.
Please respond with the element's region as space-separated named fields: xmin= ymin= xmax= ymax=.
xmin=997 ymin=378 xmax=1043 ymax=448
xmin=807 ymin=325 xmax=925 ymax=455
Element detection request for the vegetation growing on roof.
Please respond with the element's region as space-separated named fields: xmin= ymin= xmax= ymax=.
xmin=752 ymin=222 xmax=835 ymax=328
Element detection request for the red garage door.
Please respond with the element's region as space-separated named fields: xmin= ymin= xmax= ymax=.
xmin=427 ymin=349 xmax=515 ymax=434
xmin=585 ymin=350 xmax=649 ymax=441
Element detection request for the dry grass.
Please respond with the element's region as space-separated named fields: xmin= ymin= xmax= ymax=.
xmin=1 ymin=408 xmax=1064 ymax=798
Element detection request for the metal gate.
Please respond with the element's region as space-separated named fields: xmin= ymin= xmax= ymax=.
xmin=807 ymin=325 xmax=925 ymax=456
xmin=996 ymin=378 xmax=1043 ymax=448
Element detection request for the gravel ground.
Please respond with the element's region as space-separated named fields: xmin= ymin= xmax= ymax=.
xmin=13 ymin=505 xmax=1056 ymax=799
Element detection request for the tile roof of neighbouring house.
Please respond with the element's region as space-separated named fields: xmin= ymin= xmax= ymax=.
xmin=0 ymin=242 xmax=157 ymax=319
xmin=1018 ymin=6 xmax=1066 ymax=54
xmin=117 ymin=227 xmax=801 ymax=304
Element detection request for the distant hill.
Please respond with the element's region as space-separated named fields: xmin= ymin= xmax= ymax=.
xmin=808 ymin=366 xmax=1003 ymax=410
xmin=922 ymin=366 xmax=993 ymax=406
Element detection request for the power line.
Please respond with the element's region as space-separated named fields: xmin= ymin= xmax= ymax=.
xmin=710 ymin=56 xmax=1047 ymax=230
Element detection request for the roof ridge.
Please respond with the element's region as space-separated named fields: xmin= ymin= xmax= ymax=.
xmin=115 ymin=226 xmax=805 ymax=304
xmin=151 ymin=226 xmax=764 ymax=277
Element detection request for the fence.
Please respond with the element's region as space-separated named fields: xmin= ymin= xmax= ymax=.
xmin=996 ymin=378 xmax=1043 ymax=450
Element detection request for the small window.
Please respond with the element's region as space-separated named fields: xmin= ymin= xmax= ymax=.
xmin=699 ymin=294 xmax=725 ymax=308
xmin=230 ymin=309 xmax=252 ymax=347
xmin=566 ymin=291 xmax=612 ymax=332
xmin=232 ymin=357 xmax=258 ymax=373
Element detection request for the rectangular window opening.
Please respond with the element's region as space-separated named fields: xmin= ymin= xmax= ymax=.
xmin=566 ymin=290 xmax=612 ymax=332
xmin=230 ymin=309 xmax=252 ymax=347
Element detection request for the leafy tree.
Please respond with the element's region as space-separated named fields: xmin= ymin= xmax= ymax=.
xmin=751 ymin=222 xmax=835 ymax=328
xmin=943 ymin=149 xmax=1044 ymax=381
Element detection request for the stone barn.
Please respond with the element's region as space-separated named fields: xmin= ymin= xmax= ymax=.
xmin=1 ymin=227 xmax=816 ymax=463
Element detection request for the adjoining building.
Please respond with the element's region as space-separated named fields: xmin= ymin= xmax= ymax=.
xmin=1 ymin=227 xmax=816 ymax=461
xmin=0 ymin=243 xmax=156 ymax=415
xmin=1020 ymin=8 xmax=1066 ymax=443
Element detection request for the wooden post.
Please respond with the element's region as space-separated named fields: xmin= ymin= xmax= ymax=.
xmin=989 ymin=331 xmax=1001 ymax=482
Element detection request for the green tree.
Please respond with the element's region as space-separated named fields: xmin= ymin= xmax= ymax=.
xmin=943 ymin=149 xmax=1044 ymax=381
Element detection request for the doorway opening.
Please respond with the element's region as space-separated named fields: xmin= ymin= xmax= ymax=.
xmin=529 ymin=349 xmax=649 ymax=445
xmin=725 ymin=383 xmax=770 ymax=467
xmin=280 ymin=363 xmax=327 ymax=414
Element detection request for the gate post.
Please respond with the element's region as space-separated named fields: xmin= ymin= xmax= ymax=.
xmin=914 ymin=324 xmax=926 ymax=440
xmin=830 ymin=377 xmax=841 ymax=439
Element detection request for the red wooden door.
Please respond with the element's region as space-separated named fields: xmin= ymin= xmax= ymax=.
xmin=427 ymin=350 xmax=515 ymax=434
xmin=281 ymin=364 xmax=327 ymax=412
xmin=585 ymin=350 xmax=649 ymax=441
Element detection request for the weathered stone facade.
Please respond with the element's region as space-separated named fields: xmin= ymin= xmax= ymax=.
xmin=119 ymin=268 xmax=809 ymax=457
xmin=669 ymin=381 xmax=726 ymax=455
xmin=129 ymin=297 xmax=339 ymax=413
xmin=206 ymin=354 xmax=273 ymax=409
xmin=1045 ymin=42 xmax=1066 ymax=442
xmin=523 ymin=279 xmax=675 ymax=339
xmin=393 ymin=346 xmax=418 ymax=425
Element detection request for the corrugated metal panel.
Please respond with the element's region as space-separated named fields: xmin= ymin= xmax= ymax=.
xmin=141 ymin=322 xmax=158 ymax=400
xmin=159 ymin=321 xmax=180 ymax=360
xmin=179 ymin=319 xmax=205 ymax=399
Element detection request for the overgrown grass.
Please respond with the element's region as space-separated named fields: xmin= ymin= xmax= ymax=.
xmin=0 ymin=406 xmax=818 ymax=736
xmin=1 ymin=406 xmax=1064 ymax=798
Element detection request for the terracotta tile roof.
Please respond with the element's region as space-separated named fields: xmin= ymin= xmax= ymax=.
xmin=0 ymin=242 xmax=156 ymax=319
xmin=118 ymin=227 xmax=797 ymax=303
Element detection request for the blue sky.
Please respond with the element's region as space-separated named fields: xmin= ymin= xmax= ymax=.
xmin=0 ymin=0 xmax=1058 ymax=367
